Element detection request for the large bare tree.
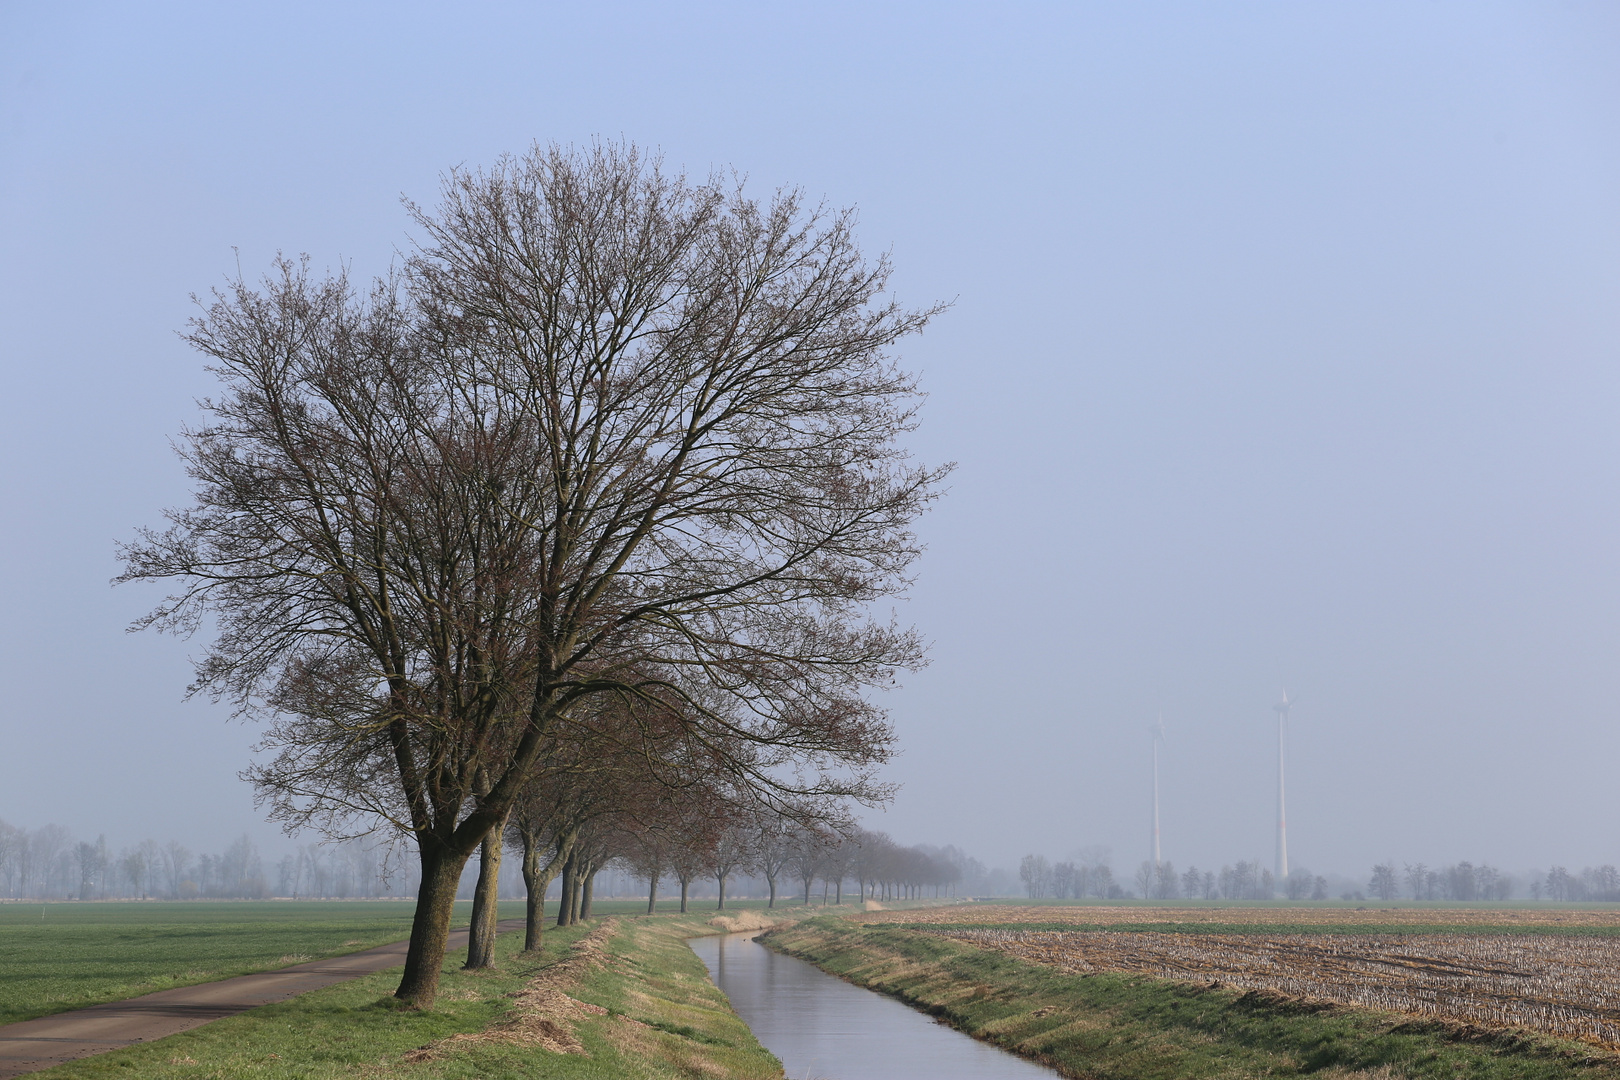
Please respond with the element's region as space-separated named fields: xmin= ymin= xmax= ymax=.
xmin=121 ymin=141 xmax=944 ymax=1006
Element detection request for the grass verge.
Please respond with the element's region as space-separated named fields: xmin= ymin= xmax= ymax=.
xmin=765 ymin=916 xmax=1620 ymax=1079
xmin=32 ymin=912 xmax=787 ymax=1080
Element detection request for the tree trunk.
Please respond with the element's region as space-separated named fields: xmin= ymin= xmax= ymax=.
xmin=394 ymin=841 xmax=473 ymax=1008
xmin=679 ymin=874 xmax=689 ymax=913
xmin=555 ymin=851 xmax=577 ymax=928
xmin=464 ymin=813 xmax=509 ymax=969
xmin=716 ymin=873 xmax=726 ymax=910
xmin=570 ymin=869 xmax=586 ymax=922
xmin=580 ymin=863 xmax=596 ymax=920
xmin=646 ymin=868 xmax=659 ymax=914
xmin=523 ymin=828 xmax=573 ymax=949
xmin=835 ymin=878 xmax=841 ymax=904
xmin=766 ymin=873 xmax=776 ymax=908
xmin=520 ymin=835 xmax=545 ymax=951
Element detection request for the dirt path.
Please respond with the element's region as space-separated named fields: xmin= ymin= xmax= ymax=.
xmin=0 ymin=918 xmax=525 ymax=1078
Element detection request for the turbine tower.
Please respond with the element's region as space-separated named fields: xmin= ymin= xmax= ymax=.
xmin=1151 ymin=715 xmax=1166 ymax=869
xmin=1272 ymin=690 xmax=1295 ymax=888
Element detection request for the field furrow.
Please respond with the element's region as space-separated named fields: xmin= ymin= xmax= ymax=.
xmin=927 ymin=925 xmax=1620 ymax=1049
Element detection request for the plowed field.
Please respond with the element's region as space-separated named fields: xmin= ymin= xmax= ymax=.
xmin=878 ymin=903 xmax=1620 ymax=931
xmin=894 ymin=907 xmax=1620 ymax=1049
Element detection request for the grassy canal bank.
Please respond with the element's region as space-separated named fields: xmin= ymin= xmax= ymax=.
xmin=765 ymin=915 xmax=1620 ymax=1080
xmin=33 ymin=909 xmax=794 ymax=1080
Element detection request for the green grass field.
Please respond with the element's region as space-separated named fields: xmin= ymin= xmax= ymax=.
xmin=0 ymin=900 xmax=512 ymax=1025
xmin=0 ymin=896 xmax=819 ymax=1026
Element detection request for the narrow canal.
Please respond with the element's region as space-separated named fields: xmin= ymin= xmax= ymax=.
xmin=689 ymin=931 xmax=1059 ymax=1080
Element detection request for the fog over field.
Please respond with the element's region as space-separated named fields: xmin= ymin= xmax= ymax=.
xmin=3 ymin=3 xmax=1619 ymax=884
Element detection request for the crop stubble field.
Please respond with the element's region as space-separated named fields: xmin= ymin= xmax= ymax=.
xmin=879 ymin=904 xmax=1620 ymax=1050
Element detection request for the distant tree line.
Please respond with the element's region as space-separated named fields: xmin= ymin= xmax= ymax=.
xmin=536 ymin=822 xmax=966 ymax=930
xmin=1017 ymin=854 xmax=1299 ymax=901
xmin=1538 ymin=866 xmax=1620 ymax=902
xmin=1364 ymin=862 xmax=1515 ymax=901
xmin=0 ymin=819 xmax=415 ymax=901
xmin=0 ymin=820 xmax=268 ymax=900
xmin=1017 ymin=854 xmax=1122 ymax=898
xmin=1364 ymin=862 xmax=1620 ymax=902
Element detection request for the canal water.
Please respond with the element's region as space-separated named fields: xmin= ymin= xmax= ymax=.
xmin=689 ymin=931 xmax=1059 ymax=1080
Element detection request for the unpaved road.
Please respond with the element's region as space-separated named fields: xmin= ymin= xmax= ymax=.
xmin=0 ymin=918 xmax=525 ymax=1078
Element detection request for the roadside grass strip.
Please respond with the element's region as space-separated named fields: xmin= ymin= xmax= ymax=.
xmin=766 ymin=916 xmax=1620 ymax=1080
xmin=29 ymin=914 xmax=784 ymax=1080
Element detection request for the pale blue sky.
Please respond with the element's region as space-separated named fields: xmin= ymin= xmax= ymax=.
xmin=3 ymin=2 xmax=1619 ymax=879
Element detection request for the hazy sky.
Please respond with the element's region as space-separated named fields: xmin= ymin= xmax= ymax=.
xmin=3 ymin=2 xmax=1619 ymax=879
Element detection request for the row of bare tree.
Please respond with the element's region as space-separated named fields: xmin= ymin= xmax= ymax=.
xmin=1368 ymin=862 xmax=1620 ymax=903
xmin=0 ymin=822 xmax=272 ymax=900
xmin=491 ymin=809 xmax=965 ymax=951
xmin=1018 ymin=854 xmax=1123 ymax=899
xmin=1018 ymin=853 xmax=1287 ymax=900
xmin=118 ymin=142 xmax=945 ymax=1005
xmin=1539 ymin=865 xmax=1620 ymax=901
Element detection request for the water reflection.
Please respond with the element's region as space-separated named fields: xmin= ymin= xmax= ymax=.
xmin=689 ymin=931 xmax=1059 ymax=1080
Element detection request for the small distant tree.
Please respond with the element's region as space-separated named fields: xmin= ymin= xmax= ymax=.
xmin=711 ymin=826 xmax=754 ymax=910
xmin=821 ymin=835 xmax=855 ymax=904
xmin=1446 ymin=861 xmax=1477 ymax=901
xmin=121 ymin=846 xmax=149 ymax=899
xmin=1546 ymin=866 xmax=1574 ymax=902
xmin=75 ymin=837 xmax=107 ymax=900
xmin=1153 ymin=861 xmax=1179 ymax=900
xmin=1020 ymin=854 xmax=1051 ymax=899
xmin=752 ymin=813 xmax=801 ymax=909
xmin=1052 ymin=861 xmax=1075 ymax=899
xmin=1133 ymin=861 xmax=1154 ymax=899
xmin=1368 ymin=864 xmax=1398 ymax=901
xmin=1286 ymin=867 xmax=1314 ymax=901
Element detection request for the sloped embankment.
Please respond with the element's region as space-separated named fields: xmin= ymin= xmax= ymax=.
xmin=393 ymin=912 xmax=792 ymax=1078
xmin=764 ymin=916 xmax=1620 ymax=1080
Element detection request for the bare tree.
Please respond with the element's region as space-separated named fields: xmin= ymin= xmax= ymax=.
xmin=1021 ymin=854 xmax=1052 ymax=899
xmin=120 ymin=142 xmax=943 ymax=1006
xmin=1368 ymin=863 xmax=1399 ymax=901
xmin=121 ymin=845 xmax=150 ymax=900
xmin=1404 ymin=862 xmax=1430 ymax=901
xmin=752 ymin=813 xmax=798 ymax=909
xmin=161 ymin=842 xmax=191 ymax=899
xmin=711 ymin=824 xmax=755 ymax=910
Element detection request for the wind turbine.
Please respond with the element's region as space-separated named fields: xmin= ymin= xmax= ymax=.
xmin=1151 ymin=715 xmax=1167 ymax=869
xmin=1272 ymin=690 xmax=1297 ymax=889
